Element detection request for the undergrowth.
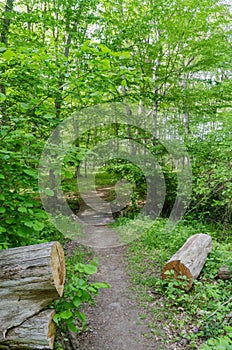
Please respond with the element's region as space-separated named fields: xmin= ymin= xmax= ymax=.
xmin=53 ymin=244 xmax=109 ymax=350
xmin=119 ymin=217 xmax=232 ymax=349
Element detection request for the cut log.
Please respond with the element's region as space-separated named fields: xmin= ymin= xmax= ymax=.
xmin=1 ymin=309 xmax=56 ymax=349
xmin=0 ymin=241 xmax=65 ymax=339
xmin=162 ymin=233 xmax=212 ymax=290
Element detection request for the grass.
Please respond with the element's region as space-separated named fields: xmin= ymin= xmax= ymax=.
xmin=122 ymin=218 xmax=232 ymax=349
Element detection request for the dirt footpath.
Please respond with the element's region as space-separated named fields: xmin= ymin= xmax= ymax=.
xmin=76 ymin=245 xmax=159 ymax=350
xmin=65 ymin=190 xmax=162 ymax=350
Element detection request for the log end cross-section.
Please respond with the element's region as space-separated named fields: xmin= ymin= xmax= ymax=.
xmin=162 ymin=233 xmax=213 ymax=290
xmin=50 ymin=242 xmax=65 ymax=297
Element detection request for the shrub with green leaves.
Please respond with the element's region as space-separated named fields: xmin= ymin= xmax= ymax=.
xmin=53 ymin=250 xmax=109 ymax=333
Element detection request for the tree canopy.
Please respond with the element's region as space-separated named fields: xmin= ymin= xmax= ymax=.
xmin=0 ymin=0 xmax=231 ymax=247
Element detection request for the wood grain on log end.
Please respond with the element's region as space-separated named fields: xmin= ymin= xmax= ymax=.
xmin=162 ymin=260 xmax=193 ymax=290
xmin=50 ymin=242 xmax=66 ymax=297
xmin=162 ymin=234 xmax=213 ymax=291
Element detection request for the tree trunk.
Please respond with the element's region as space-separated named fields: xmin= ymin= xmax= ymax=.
xmin=162 ymin=234 xmax=212 ymax=290
xmin=0 ymin=310 xmax=56 ymax=349
xmin=0 ymin=241 xmax=65 ymax=338
xmin=0 ymin=0 xmax=14 ymax=117
xmin=0 ymin=0 xmax=14 ymax=47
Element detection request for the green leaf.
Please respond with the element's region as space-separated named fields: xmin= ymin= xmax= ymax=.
xmin=18 ymin=207 xmax=28 ymax=213
xmin=0 ymin=174 xmax=5 ymax=179
xmin=23 ymin=169 xmax=38 ymax=179
xmin=33 ymin=221 xmax=44 ymax=232
xmin=0 ymin=207 xmax=6 ymax=214
xmin=20 ymin=103 xmax=30 ymax=112
xmin=119 ymin=51 xmax=130 ymax=59
xmin=53 ymin=314 xmax=60 ymax=324
xmin=73 ymin=297 xmax=82 ymax=308
xmin=3 ymin=49 xmax=15 ymax=61
xmin=91 ymin=282 xmax=110 ymax=289
xmin=98 ymin=44 xmax=112 ymax=53
xmin=0 ymin=93 xmax=6 ymax=101
xmin=0 ymin=194 xmax=5 ymax=200
xmin=60 ymin=310 xmax=73 ymax=320
xmin=67 ymin=322 xmax=77 ymax=333
xmin=0 ymin=226 xmax=6 ymax=233
xmin=34 ymin=211 xmax=47 ymax=219
xmin=44 ymin=189 xmax=54 ymax=196
xmin=76 ymin=311 xmax=86 ymax=325
xmin=24 ymin=202 xmax=34 ymax=207
xmin=82 ymin=264 xmax=98 ymax=275
xmin=24 ymin=221 xmax=34 ymax=228
xmin=64 ymin=170 xmax=74 ymax=179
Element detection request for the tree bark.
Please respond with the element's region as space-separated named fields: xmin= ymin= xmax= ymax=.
xmin=0 ymin=310 xmax=56 ymax=349
xmin=0 ymin=241 xmax=65 ymax=338
xmin=162 ymin=234 xmax=212 ymax=290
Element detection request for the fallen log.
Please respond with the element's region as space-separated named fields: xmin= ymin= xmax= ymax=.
xmin=1 ymin=309 xmax=56 ymax=349
xmin=162 ymin=233 xmax=212 ymax=290
xmin=0 ymin=241 xmax=65 ymax=340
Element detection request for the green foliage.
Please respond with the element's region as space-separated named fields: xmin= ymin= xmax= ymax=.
xmin=106 ymin=159 xmax=145 ymax=185
xmin=189 ymin=129 xmax=232 ymax=230
xmin=104 ymin=159 xmax=146 ymax=218
xmin=0 ymin=0 xmax=231 ymax=248
xmin=53 ymin=249 xmax=109 ymax=333
xmin=201 ymin=335 xmax=232 ymax=350
xmin=0 ymin=129 xmax=64 ymax=248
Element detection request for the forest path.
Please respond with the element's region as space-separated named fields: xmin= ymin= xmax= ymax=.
xmin=70 ymin=188 xmax=159 ymax=350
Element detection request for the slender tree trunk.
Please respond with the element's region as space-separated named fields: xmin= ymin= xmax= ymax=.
xmin=0 ymin=0 xmax=14 ymax=46
xmin=151 ymin=27 xmax=161 ymax=147
xmin=152 ymin=93 xmax=159 ymax=147
xmin=121 ymin=76 xmax=135 ymax=155
xmin=84 ymin=128 xmax=91 ymax=178
xmin=146 ymin=53 xmax=161 ymax=218
xmin=152 ymin=57 xmax=160 ymax=148
xmin=182 ymin=77 xmax=190 ymax=135
xmin=0 ymin=0 xmax=14 ymax=117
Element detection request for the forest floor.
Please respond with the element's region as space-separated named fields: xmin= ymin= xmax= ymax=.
xmin=63 ymin=187 xmax=164 ymax=350
xmin=59 ymin=183 xmax=230 ymax=350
